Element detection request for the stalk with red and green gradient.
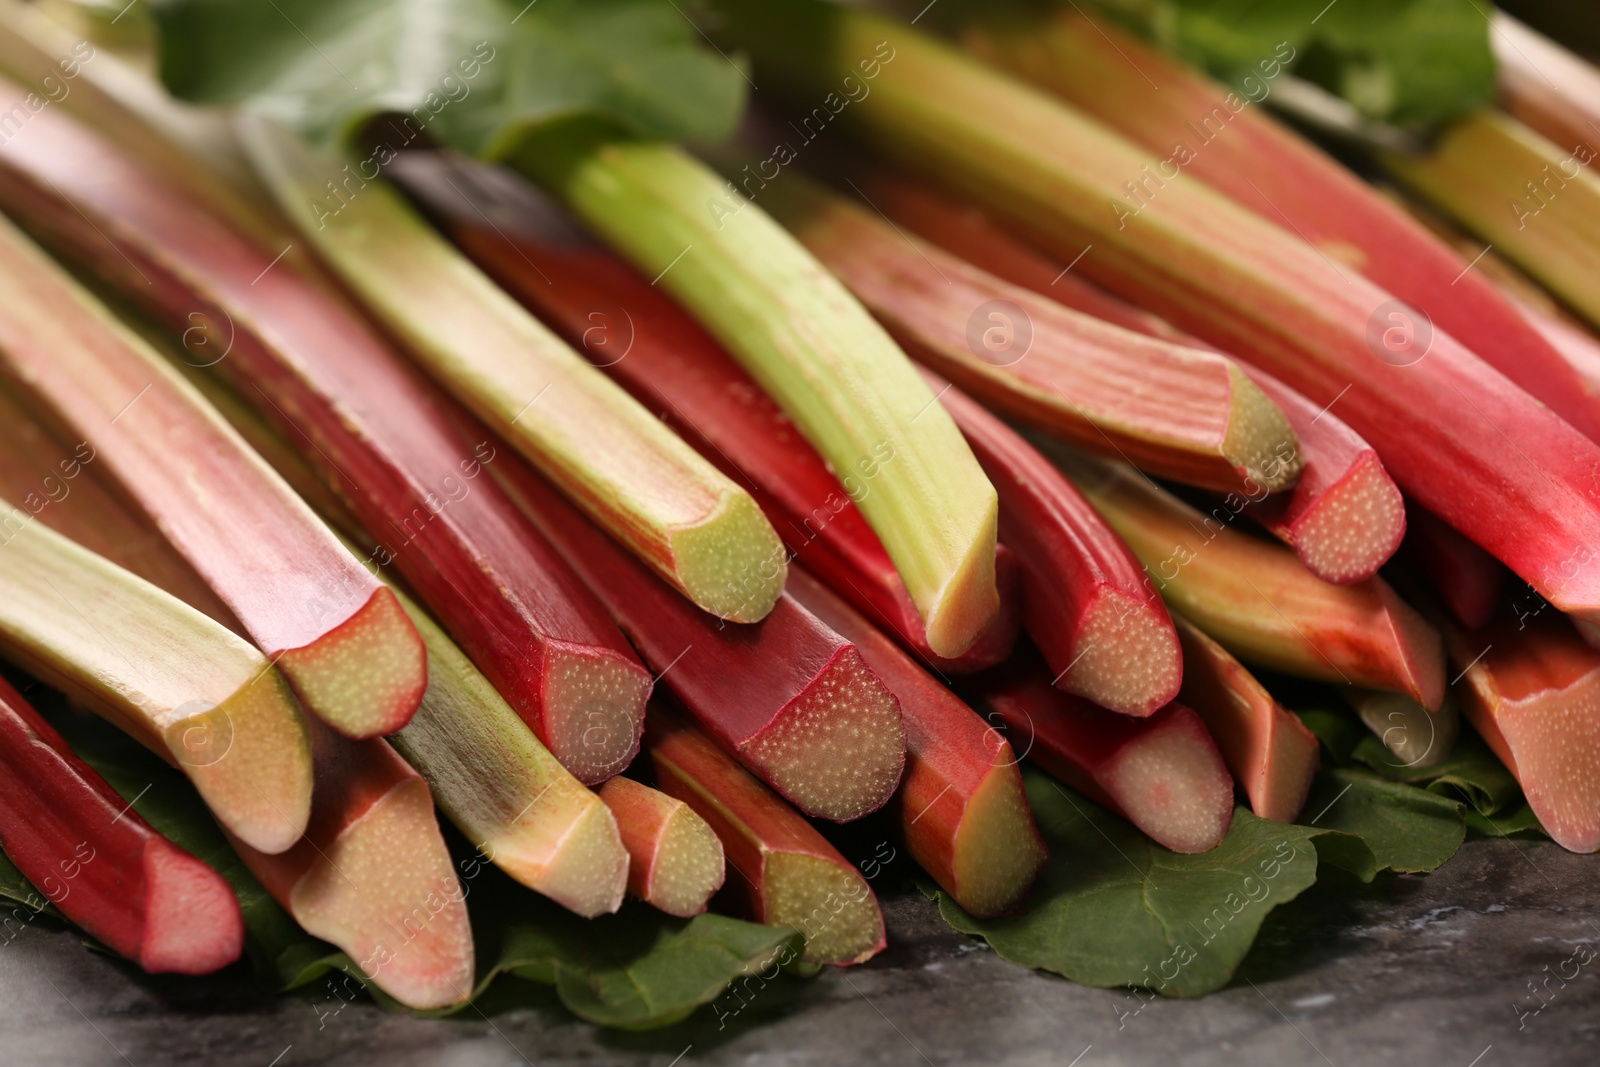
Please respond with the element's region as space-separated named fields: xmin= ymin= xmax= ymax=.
xmin=494 ymin=452 xmax=906 ymax=823
xmin=849 ymin=169 xmax=1405 ymax=584
xmin=1494 ymin=13 xmax=1600 ymax=171
xmin=598 ymin=775 xmax=726 ymax=918
xmin=930 ymin=372 xmax=1182 ymax=717
xmin=0 ymin=508 xmax=312 ymax=855
xmin=756 ymin=171 xmax=1300 ymax=496
xmin=1447 ymin=610 xmax=1600 ymax=853
xmin=0 ymin=201 xmax=423 ymax=740
xmin=785 ymin=567 xmax=1046 ymax=917
xmin=391 ymin=152 xmax=1017 ymax=674
xmin=239 ymin=118 xmax=790 ymax=624
xmin=1049 ymin=448 xmax=1445 ymax=709
xmin=644 ymin=708 xmax=885 ymax=966
xmin=0 ymin=673 xmax=243 ymax=974
xmin=232 ymin=720 xmax=475 ymax=1009
xmin=714 ymin=0 xmax=1600 ymax=632
xmin=965 ymin=645 xmax=1235 ymax=854
xmin=952 ymin=5 xmax=1600 ymax=444
xmin=1172 ymin=617 xmax=1319 ymax=823
xmin=506 ymin=127 xmax=1001 ymax=658
xmin=0 ymin=96 xmax=653 ymax=781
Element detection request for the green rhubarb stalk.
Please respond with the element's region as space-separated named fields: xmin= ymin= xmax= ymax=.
xmin=505 ymin=126 xmax=1001 ymax=659
xmin=1382 ymin=112 xmax=1600 ymax=332
xmin=237 ymin=117 xmax=787 ymax=623
xmin=0 ymin=505 xmax=312 ymax=855
xmin=387 ymin=587 xmax=628 ymax=919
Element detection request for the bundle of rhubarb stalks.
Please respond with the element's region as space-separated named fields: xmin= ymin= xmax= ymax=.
xmin=0 ymin=0 xmax=1593 ymax=1021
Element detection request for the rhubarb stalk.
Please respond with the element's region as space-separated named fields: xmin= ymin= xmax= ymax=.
xmin=965 ymin=646 xmax=1235 ymax=854
xmin=931 ymin=373 xmax=1182 ymax=717
xmin=237 ymin=117 xmax=788 ymax=624
xmin=0 ymin=97 xmax=653 ymax=781
xmin=1173 ymin=617 xmax=1318 ymax=823
xmin=1494 ymin=13 xmax=1600 ymax=164
xmin=0 ymin=506 xmax=312 ymax=855
xmin=645 ymin=708 xmax=886 ymax=966
xmin=0 ymin=674 xmax=244 ymax=974
xmin=390 ymin=151 xmax=1017 ymax=674
xmin=756 ymin=172 xmax=1301 ymax=495
xmin=493 ymin=453 xmax=907 ymax=823
xmin=0 ymin=198 xmax=423 ymax=740
xmin=1342 ymin=688 xmax=1460 ymax=771
xmin=952 ymin=6 xmax=1600 ymax=443
xmin=598 ymin=775 xmax=726 ymax=918
xmin=785 ymin=567 xmax=1046 ymax=917
xmin=1050 ymin=449 xmax=1446 ymax=709
xmin=851 ymin=171 xmax=1406 ymax=583
xmin=505 ymin=127 xmax=1001 ymax=658
xmin=714 ymin=0 xmax=1600 ymax=630
xmin=1401 ymin=505 xmax=1508 ymax=632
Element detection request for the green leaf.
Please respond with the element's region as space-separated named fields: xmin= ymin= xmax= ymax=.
xmin=1351 ymin=728 xmax=1522 ymax=817
xmin=932 ymin=769 xmax=1364 ymax=997
xmin=1298 ymin=769 xmax=1466 ymax=874
xmin=149 ymin=0 xmax=746 ymax=152
xmin=1294 ymin=706 xmax=1365 ymax=764
xmin=1465 ymin=803 xmax=1547 ymax=839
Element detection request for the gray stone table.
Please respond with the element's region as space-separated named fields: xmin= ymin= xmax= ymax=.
xmin=0 ymin=835 xmax=1594 ymax=1066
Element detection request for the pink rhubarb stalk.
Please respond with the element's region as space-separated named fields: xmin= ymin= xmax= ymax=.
xmin=854 ymin=170 xmax=1405 ymax=583
xmin=598 ymin=775 xmax=726 ymax=918
xmin=393 ymin=153 xmax=1016 ymax=673
xmin=785 ymin=567 xmax=1046 ymax=917
xmin=1172 ymin=617 xmax=1319 ymax=823
xmin=1494 ymin=13 xmax=1600 ymax=163
xmin=494 ymin=453 xmax=906 ymax=822
xmin=967 ymin=646 xmax=1235 ymax=853
xmin=931 ymin=372 xmax=1182 ymax=716
xmin=645 ymin=708 xmax=886 ymax=965
xmin=0 ymin=674 xmax=244 ymax=974
xmin=1402 ymin=505 xmax=1508 ymax=631
xmin=0 ymin=95 xmax=652 ymax=780
xmin=0 ymin=196 xmax=423 ymax=740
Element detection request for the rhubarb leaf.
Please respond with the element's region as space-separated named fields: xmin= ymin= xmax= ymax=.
xmin=150 ymin=0 xmax=746 ymax=151
xmin=1466 ymin=803 xmax=1546 ymax=838
xmin=932 ymin=769 xmax=1356 ymax=997
xmin=1351 ymin=728 xmax=1523 ymax=817
xmin=1298 ymin=769 xmax=1466 ymax=874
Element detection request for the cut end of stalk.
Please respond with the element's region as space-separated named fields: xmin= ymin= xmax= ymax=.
xmin=920 ymin=506 xmax=1003 ymax=659
xmin=540 ymin=642 xmax=652 ymax=785
xmin=518 ymin=793 xmax=628 ymax=918
xmin=1222 ymin=366 xmax=1301 ymax=492
xmin=766 ymin=851 xmax=885 ymax=966
xmin=1375 ymin=587 xmax=1449 ymax=713
xmin=288 ymin=776 xmax=474 ymax=1010
xmin=1104 ymin=706 xmax=1235 ymax=854
xmin=275 ymin=588 xmax=427 ymax=739
xmin=1495 ymin=674 xmax=1600 ymax=854
xmin=950 ymin=763 xmax=1049 ymax=917
xmin=670 ymin=490 xmax=789 ymax=623
xmin=137 ymin=837 xmax=246 ymax=975
xmin=1348 ymin=687 xmax=1461 ymax=770
xmin=643 ymin=804 xmax=727 ymax=918
xmin=1058 ymin=586 xmax=1182 ymax=717
xmin=740 ymin=648 xmax=906 ymax=822
xmin=1291 ymin=454 xmax=1407 ymax=585
xmin=171 ymin=672 xmax=312 ymax=855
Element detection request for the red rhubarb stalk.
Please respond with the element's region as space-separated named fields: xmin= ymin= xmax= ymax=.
xmin=965 ymin=646 xmax=1234 ymax=853
xmin=930 ymin=372 xmax=1182 ymax=717
xmin=0 ymin=97 xmax=652 ymax=781
xmin=785 ymin=568 xmax=1046 ymax=917
xmin=0 ymin=508 xmax=312 ymax=854
xmin=1172 ymin=617 xmax=1319 ymax=823
xmin=645 ymin=708 xmax=886 ymax=965
xmin=391 ymin=152 xmax=1016 ymax=674
xmin=953 ymin=7 xmax=1600 ymax=443
xmin=755 ymin=174 xmax=1301 ymax=496
xmin=493 ymin=453 xmax=907 ymax=822
xmin=0 ymin=674 xmax=244 ymax=974
xmin=232 ymin=722 xmax=475 ymax=1009
xmin=715 ymin=0 xmax=1600 ymax=629
xmin=1447 ymin=611 xmax=1600 ymax=853
xmin=598 ymin=775 xmax=726 ymax=918
xmin=0 ymin=204 xmax=423 ymax=740
xmin=1401 ymin=505 xmax=1508 ymax=631
xmin=853 ymin=170 xmax=1405 ymax=583
xmin=1051 ymin=449 xmax=1446 ymax=709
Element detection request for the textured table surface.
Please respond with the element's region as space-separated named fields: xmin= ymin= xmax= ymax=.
xmin=1 ymin=835 xmax=1594 ymax=1067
